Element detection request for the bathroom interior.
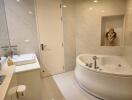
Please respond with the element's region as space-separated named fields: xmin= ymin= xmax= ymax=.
xmin=0 ymin=0 xmax=132 ymax=100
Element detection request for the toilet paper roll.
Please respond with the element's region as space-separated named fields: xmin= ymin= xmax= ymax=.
xmin=16 ymin=85 xmax=26 ymax=98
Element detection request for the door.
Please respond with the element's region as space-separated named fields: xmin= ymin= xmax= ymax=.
xmin=36 ymin=0 xmax=64 ymax=76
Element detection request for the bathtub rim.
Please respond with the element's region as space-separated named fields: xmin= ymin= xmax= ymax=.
xmin=74 ymin=73 xmax=104 ymax=100
xmin=77 ymin=54 xmax=132 ymax=77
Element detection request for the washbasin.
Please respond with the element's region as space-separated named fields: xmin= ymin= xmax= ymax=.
xmin=0 ymin=75 xmax=6 ymax=85
xmin=12 ymin=54 xmax=36 ymax=66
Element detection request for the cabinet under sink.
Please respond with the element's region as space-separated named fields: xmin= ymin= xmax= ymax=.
xmin=0 ymin=75 xmax=6 ymax=85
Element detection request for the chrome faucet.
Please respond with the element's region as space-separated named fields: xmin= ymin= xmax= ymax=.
xmin=1 ymin=45 xmax=18 ymax=57
xmin=92 ymin=56 xmax=98 ymax=69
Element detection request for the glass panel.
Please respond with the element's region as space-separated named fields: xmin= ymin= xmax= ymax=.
xmin=0 ymin=0 xmax=10 ymax=57
xmin=4 ymin=0 xmax=39 ymax=56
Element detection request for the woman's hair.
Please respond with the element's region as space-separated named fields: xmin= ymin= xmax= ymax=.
xmin=105 ymin=28 xmax=117 ymax=39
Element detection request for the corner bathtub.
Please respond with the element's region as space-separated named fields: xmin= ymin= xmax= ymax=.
xmin=74 ymin=54 xmax=132 ymax=100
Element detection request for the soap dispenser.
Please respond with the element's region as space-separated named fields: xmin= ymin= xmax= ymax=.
xmin=7 ymin=57 xmax=14 ymax=66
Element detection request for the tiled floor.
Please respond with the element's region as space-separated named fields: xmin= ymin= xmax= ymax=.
xmin=41 ymin=76 xmax=65 ymax=100
xmin=42 ymin=71 xmax=99 ymax=100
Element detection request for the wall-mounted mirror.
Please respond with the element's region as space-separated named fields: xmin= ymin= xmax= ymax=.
xmin=4 ymin=0 xmax=38 ymax=56
xmin=0 ymin=0 xmax=38 ymax=57
xmin=0 ymin=0 xmax=10 ymax=57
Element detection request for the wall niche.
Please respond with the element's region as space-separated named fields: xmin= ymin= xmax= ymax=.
xmin=101 ymin=15 xmax=124 ymax=46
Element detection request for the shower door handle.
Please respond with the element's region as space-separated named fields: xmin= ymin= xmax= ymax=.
xmin=40 ymin=44 xmax=47 ymax=51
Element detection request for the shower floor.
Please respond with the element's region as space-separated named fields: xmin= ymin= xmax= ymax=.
xmin=53 ymin=71 xmax=99 ymax=100
xmin=41 ymin=71 xmax=99 ymax=100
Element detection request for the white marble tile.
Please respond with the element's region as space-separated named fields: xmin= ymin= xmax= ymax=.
xmin=63 ymin=0 xmax=76 ymax=71
xmin=124 ymin=0 xmax=132 ymax=66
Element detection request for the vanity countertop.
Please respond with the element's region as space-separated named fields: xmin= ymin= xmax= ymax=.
xmin=0 ymin=63 xmax=15 ymax=100
xmin=0 ymin=54 xmax=40 ymax=100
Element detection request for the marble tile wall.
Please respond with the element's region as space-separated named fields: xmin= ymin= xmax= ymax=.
xmin=4 ymin=0 xmax=39 ymax=56
xmin=62 ymin=0 xmax=76 ymax=71
xmin=62 ymin=0 xmax=126 ymax=71
xmin=75 ymin=0 xmax=126 ymax=56
xmin=124 ymin=0 xmax=132 ymax=66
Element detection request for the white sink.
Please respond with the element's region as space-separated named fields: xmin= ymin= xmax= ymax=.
xmin=12 ymin=54 xmax=36 ymax=66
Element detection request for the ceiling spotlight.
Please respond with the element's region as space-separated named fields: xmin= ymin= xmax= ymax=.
xmin=24 ymin=39 xmax=30 ymax=43
xmin=89 ymin=7 xmax=93 ymax=10
xmin=62 ymin=5 xmax=67 ymax=8
xmin=93 ymin=0 xmax=98 ymax=3
xmin=16 ymin=0 xmax=20 ymax=2
xmin=28 ymin=11 xmax=33 ymax=15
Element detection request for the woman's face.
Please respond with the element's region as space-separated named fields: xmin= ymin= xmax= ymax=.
xmin=108 ymin=29 xmax=115 ymax=37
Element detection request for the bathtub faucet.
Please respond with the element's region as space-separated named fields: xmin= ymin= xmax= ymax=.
xmin=92 ymin=56 xmax=98 ymax=69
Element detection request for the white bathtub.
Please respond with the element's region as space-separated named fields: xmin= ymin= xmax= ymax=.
xmin=74 ymin=54 xmax=132 ymax=100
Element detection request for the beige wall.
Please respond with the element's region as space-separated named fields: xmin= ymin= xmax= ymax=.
xmin=124 ymin=0 xmax=132 ymax=66
xmin=75 ymin=0 xmax=126 ymax=56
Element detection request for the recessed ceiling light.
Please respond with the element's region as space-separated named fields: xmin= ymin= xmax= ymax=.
xmin=89 ymin=7 xmax=93 ymax=10
xmin=63 ymin=5 xmax=67 ymax=8
xmin=28 ymin=11 xmax=33 ymax=15
xmin=24 ymin=39 xmax=30 ymax=43
xmin=16 ymin=0 xmax=20 ymax=2
xmin=93 ymin=0 xmax=98 ymax=3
